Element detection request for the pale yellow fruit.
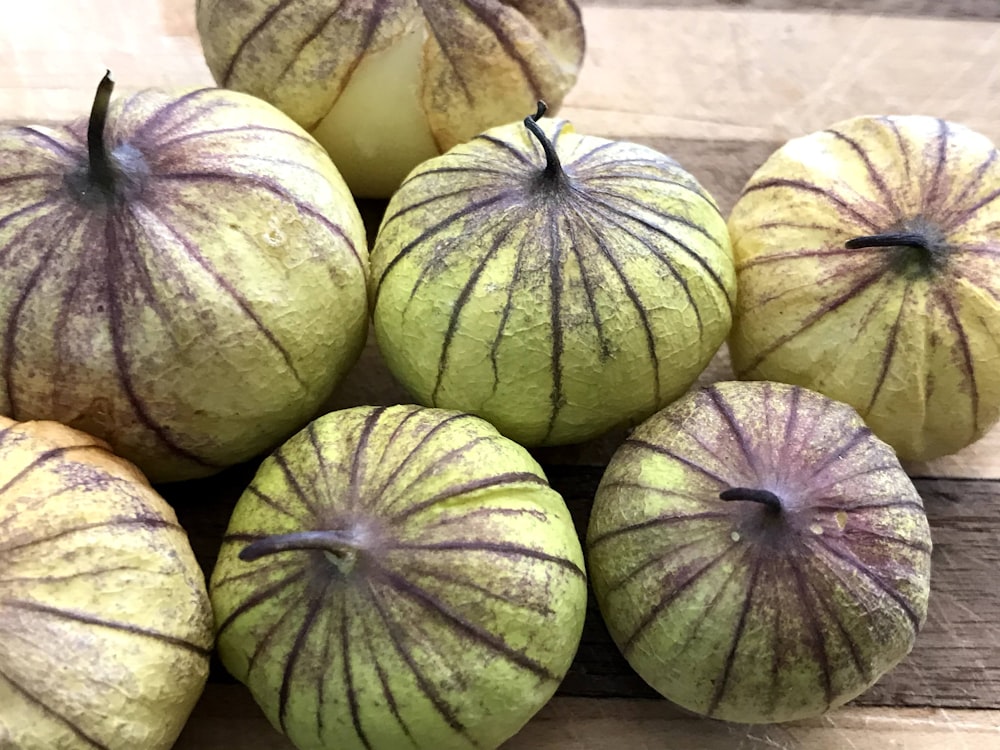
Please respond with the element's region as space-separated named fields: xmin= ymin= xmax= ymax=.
xmin=370 ymin=112 xmax=736 ymax=447
xmin=728 ymin=115 xmax=1000 ymax=461
xmin=196 ymin=0 xmax=586 ymax=197
xmin=0 ymin=416 xmax=213 ymax=750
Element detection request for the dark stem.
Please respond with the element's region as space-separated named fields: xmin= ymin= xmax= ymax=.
xmin=845 ymin=232 xmax=931 ymax=251
xmin=523 ymin=100 xmax=565 ymax=183
xmin=719 ymin=487 xmax=783 ymax=512
xmin=87 ymin=70 xmax=116 ymax=192
xmin=239 ymin=530 xmax=360 ymax=562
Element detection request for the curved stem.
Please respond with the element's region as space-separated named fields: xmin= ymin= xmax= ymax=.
xmin=845 ymin=232 xmax=930 ymax=250
xmin=523 ymin=100 xmax=565 ymax=183
xmin=87 ymin=70 xmax=116 ymax=192
xmin=719 ymin=487 xmax=783 ymax=512
xmin=239 ymin=530 xmax=360 ymax=562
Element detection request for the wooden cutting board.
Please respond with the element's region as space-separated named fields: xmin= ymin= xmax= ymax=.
xmin=2 ymin=1 xmax=999 ymax=748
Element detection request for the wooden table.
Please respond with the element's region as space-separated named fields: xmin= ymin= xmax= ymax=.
xmin=3 ymin=1 xmax=1000 ymax=748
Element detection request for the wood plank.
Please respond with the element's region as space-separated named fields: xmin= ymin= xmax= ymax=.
xmin=578 ymin=0 xmax=1000 ymax=20
xmin=164 ymin=469 xmax=1000 ymax=711
xmin=175 ymin=685 xmax=1000 ymax=750
xmin=566 ymin=8 xmax=1000 ymax=145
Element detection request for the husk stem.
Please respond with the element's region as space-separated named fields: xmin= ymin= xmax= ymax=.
xmin=719 ymin=487 xmax=783 ymax=513
xmin=524 ymin=100 xmax=566 ymax=185
xmin=239 ymin=530 xmax=361 ymax=563
xmin=845 ymin=232 xmax=931 ymax=251
xmin=87 ymin=71 xmax=116 ymax=193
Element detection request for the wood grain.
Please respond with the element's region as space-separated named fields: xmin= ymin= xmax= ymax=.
xmin=578 ymin=0 xmax=1000 ymax=20
xmin=175 ymin=686 xmax=1000 ymax=750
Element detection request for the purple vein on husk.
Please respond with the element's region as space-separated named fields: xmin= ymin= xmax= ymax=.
xmin=156 ymin=171 xmax=363 ymax=267
xmin=372 ymin=428 xmax=484 ymax=509
xmin=561 ymin=211 xmax=618 ymax=362
xmin=276 ymin=0 xmax=351 ymax=84
xmin=468 ymin=132 xmax=534 ymax=168
xmin=623 ymin=541 xmax=741 ymax=655
xmin=103 ymin=214 xmax=219 ymax=469
xmin=490 ymin=227 xmax=533 ymax=394
xmin=804 ymin=426 xmax=874 ymax=487
xmin=272 ymin=450 xmax=322 ymax=519
xmin=245 ymin=594 xmax=303 ymax=680
xmin=824 ymin=128 xmax=902 ymax=220
xmin=623 ymin=438 xmax=729 ymax=486
xmin=0 ymin=515 xmax=177 ymax=559
xmin=741 ymin=178 xmax=880 ymax=231
xmin=735 ymin=265 xmax=891 ymax=376
xmin=581 ymin=193 xmax=730 ymax=311
xmin=578 ymin=203 xmax=704 ymax=336
xmin=145 ymin=199 xmax=309 ymax=387
xmin=706 ymin=386 xmax=759 ymax=476
xmin=153 ymin=124 xmax=322 ymax=155
xmin=245 ymin=484 xmax=304 ymax=523
xmin=374 ymin=565 xmax=558 ymax=680
xmin=3 ymin=598 xmax=211 ymax=656
xmin=736 ymin=245 xmax=883 ymax=271
xmin=805 ymin=466 xmax=914 ymax=502
xmin=339 ymin=585 xmax=374 ymax=750
xmin=567 ymin=207 xmax=640 ymax=368
xmin=387 ymin=470 xmax=545 ymax=526
xmin=600 ymin=531 xmax=730 ymax=596
xmin=347 ymin=406 xmax=388 ymax=510
xmin=463 ymin=0 xmax=546 ymax=98
xmin=0 ymin=446 xmax=79 ymax=504
xmin=404 ymin=563 xmax=555 ymax=616
xmin=314 ymin=601 xmax=337 ymax=738
xmin=366 ymin=581 xmax=473 ymax=741
xmin=544 ymin=206 xmax=565 ymax=442
xmin=864 ymin=281 xmax=911 ymax=416
xmin=881 ymin=117 xmax=912 ymax=184
xmin=922 ymin=118 xmax=950 ymax=214
xmin=2 ymin=208 xmax=79 ymax=415
xmin=12 ymin=125 xmax=80 ymax=159
xmin=306 ymin=419 xmax=338 ymax=510
xmin=131 ymin=88 xmax=216 ymax=142
xmin=798 ymin=551 xmax=873 ymax=684
xmin=373 ymin=190 xmax=514 ymax=303
xmin=587 ymin=511 xmax=730 ymax=550
xmin=841 ymin=526 xmax=933 ymax=554
xmin=430 ymin=223 xmax=515 ymax=404
xmin=277 ymin=578 xmax=330 ymax=734
xmin=706 ymin=554 xmax=764 ymax=717
xmin=219 ymin=0 xmax=298 ymax=86
xmin=584 ymin=185 xmax=725 ymax=249
xmin=788 ymin=558 xmax=835 ymax=709
xmin=0 ymin=670 xmax=109 ymax=749
xmin=935 ymin=286 xmax=980 ymax=434
xmin=215 ymin=569 xmax=307 ymax=637
xmin=370 ymin=412 xmax=474 ymax=507
xmin=358 ymin=597 xmax=416 ymax=743
xmin=391 ymin=540 xmax=585 ymax=579
xmin=807 ymin=535 xmax=922 ymax=630
xmin=943 ymin=148 xmax=998 ymax=224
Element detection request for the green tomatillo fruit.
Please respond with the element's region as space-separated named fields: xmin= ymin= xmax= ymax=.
xmin=370 ymin=104 xmax=736 ymax=449
xmin=728 ymin=115 xmax=1000 ymax=462
xmin=0 ymin=73 xmax=369 ymax=483
xmin=210 ymin=404 xmax=588 ymax=750
xmin=586 ymin=380 xmax=932 ymax=724
xmin=196 ymin=0 xmax=586 ymax=198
